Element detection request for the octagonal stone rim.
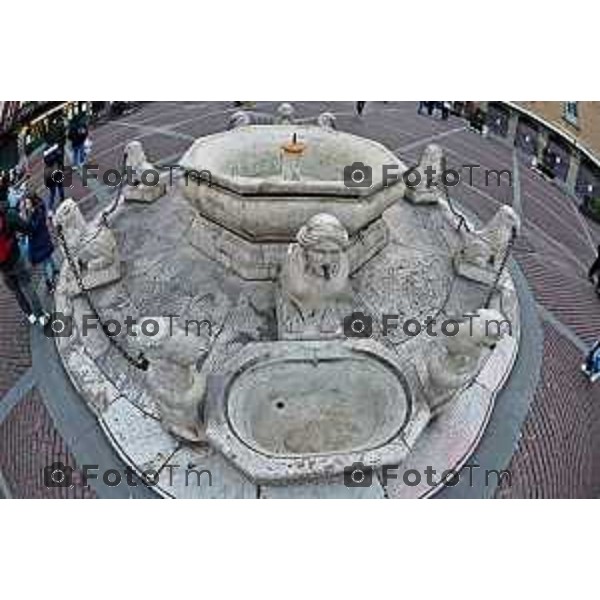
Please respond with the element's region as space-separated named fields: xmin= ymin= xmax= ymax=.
xmin=179 ymin=124 xmax=407 ymax=198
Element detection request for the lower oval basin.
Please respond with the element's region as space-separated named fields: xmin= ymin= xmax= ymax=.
xmin=206 ymin=340 xmax=428 ymax=483
xmin=227 ymin=353 xmax=409 ymax=457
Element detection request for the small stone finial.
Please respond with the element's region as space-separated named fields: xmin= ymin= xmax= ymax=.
xmin=228 ymin=110 xmax=252 ymax=129
xmin=317 ymin=112 xmax=337 ymax=129
xmin=276 ymin=102 xmax=296 ymax=124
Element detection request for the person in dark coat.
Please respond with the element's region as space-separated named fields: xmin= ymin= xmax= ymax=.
xmin=25 ymin=194 xmax=58 ymax=293
xmin=46 ymin=116 xmax=67 ymax=156
xmin=588 ymin=244 xmax=600 ymax=293
xmin=0 ymin=202 xmax=47 ymax=323
xmin=43 ymin=145 xmax=66 ymax=215
xmin=441 ymin=101 xmax=450 ymax=120
xmin=68 ymin=117 xmax=89 ymax=168
xmin=582 ymin=340 xmax=600 ymax=382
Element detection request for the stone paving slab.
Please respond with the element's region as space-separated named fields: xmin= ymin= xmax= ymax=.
xmin=260 ymin=477 xmax=386 ymax=499
xmin=496 ymin=322 xmax=600 ymax=499
xmin=157 ymin=446 xmax=257 ymax=499
xmin=0 ymin=387 xmax=96 ymax=499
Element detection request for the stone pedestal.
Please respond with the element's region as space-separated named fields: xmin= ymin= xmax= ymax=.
xmin=81 ymin=261 xmax=122 ymax=291
xmin=186 ymin=211 xmax=389 ymax=281
xmin=123 ymin=180 xmax=167 ymax=203
xmin=275 ymin=294 xmax=347 ymax=340
xmin=453 ymin=256 xmax=497 ymax=286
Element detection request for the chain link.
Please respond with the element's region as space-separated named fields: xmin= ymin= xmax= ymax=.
xmin=439 ymin=156 xmax=516 ymax=308
xmin=441 ymin=156 xmax=472 ymax=233
xmin=55 ymin=151 xmax=150 ymax=371
xmin=483 ymin=226 xmax=517 ymax=309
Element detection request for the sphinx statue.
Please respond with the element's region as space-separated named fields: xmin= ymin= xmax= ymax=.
xmin=278 ymin=213 xmax=352 ymax=339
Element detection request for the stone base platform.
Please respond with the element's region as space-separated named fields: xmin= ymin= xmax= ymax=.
xmin=453 ymin=256 xmax=499 ymax=286
xmin=123 ymin=181 xmax=167 ymax=204
xmin=48 ymin=185 xmax=522 ymax=498
xmin=186 ymin=211 xmax=389 ymax=280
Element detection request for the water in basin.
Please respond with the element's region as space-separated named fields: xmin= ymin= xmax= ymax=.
xmin=227 ymin=356 xmax=409 ymax=456
xmin=180 ymin=125 xmax=404 ymax=196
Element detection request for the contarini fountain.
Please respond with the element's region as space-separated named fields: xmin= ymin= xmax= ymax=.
xmin=51 ymin=104 xmax=520 ymax=498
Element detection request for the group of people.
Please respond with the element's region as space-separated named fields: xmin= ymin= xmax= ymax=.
xmin=0 ymin=171 xmax=56 ymax=326
xmin=44 ymin=114 xmax=90 ymax=170
xmin=418 ymin=101 xmax=452 ymax=120
xmin=0 ymin=112 xmax=91 ymax=327
xmin=42 ymin=114 xmax=91 ymax=214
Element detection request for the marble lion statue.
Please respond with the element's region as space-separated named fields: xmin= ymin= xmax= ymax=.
xmin=54 ymin=198 xmax=119 ymax=276
xmin=280 ymin=213 xmax=351 ymax=316
xmin=124 ymin=140 xmax=155 ymax=185
xmin=459 ymin=205 xmax=521 ymax=269
xmin=426 ymin=308 xmax=507 ymax=414
xmin=135 ymin=317 xmax=209 ymax=443
xmin=404 ymin=143 xmax=444 ymax=205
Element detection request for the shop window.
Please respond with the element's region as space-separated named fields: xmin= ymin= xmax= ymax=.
xmin=564 ymin=102 xmax=579 ymax=126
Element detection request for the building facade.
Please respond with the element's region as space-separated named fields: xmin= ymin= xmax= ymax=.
xmin=477 ymin=101 xmax=600 ymax=201
xmin=515 ymin=101 xmax=600 ymax=160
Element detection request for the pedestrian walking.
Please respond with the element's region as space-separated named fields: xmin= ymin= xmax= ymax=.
xmin=7 ymin=173 xmax=30 ymax=261
xmin=83 ymin=136 xmax=93 ymax=164
xmin=441 ymin=101 xmax=450 ymax=120
xmin=43 ymin=145 xmax=66 ymax=216
xmin=25 ymin=194 xmax=59 ymax=293
xmin=0 ymin=202 xmax=48 ymax=325
xmin=582 ymin=340 xmax=600 ymax=382
xmin=68 ymin=116 xmax=89 ymax=168
xmin=418 ymin=101 xmax=427 ymax=114
xmin=356 ymin=101 xmax=366 ymax=116
xmin=17 ymin=126 xmax=30 ymax=171
xmin=46 ymin=115 xmax=67 ymax=157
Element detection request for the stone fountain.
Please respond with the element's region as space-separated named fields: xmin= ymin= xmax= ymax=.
xmin=51 ymin=105 xmax=521 ymax=498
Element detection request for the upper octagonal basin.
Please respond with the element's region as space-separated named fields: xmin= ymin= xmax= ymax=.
xmin=179 ymin=124 xmax=405 ymax=197
xmin=178 ymin=125 xmax=407 ymax=242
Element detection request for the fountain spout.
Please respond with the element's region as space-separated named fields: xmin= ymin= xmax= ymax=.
xmin=281 ymin=133 xmax=306 ymax=181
